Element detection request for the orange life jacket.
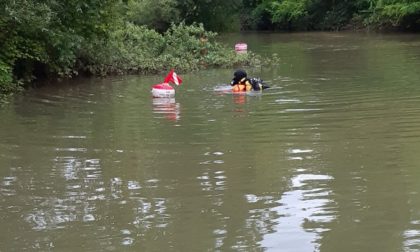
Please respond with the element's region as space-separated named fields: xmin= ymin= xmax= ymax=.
xmin=232 ymin=78 xmax=252 ymax=92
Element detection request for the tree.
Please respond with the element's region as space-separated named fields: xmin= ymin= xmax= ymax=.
xmin=177 ymin=0 xmax=243 ymax=31
xmin=0 ymin=0 xmax=120 ymax=93
xmin=125 ymin=0 xmax=180 ymax=32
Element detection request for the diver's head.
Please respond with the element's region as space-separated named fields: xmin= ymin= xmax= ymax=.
xmin=232 ymin=69 xmax=247 ymax=84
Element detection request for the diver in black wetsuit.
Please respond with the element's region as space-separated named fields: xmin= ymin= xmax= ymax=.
xmin=231 ymin=69 xmax=269 ymax=92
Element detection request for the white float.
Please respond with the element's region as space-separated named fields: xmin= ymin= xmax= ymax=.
xmin=151 ymin=69 xmax=182 ymax=98
xmin=151 ymin=83 xmax=175 ymax=98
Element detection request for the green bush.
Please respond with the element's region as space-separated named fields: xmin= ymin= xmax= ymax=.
xmin=375 ymin=2 xmax=420 ymax=30
xmin=0 ymin=59 xmax=13 ymax=93
xmin=1 ymin=0 xmax=277 ymax=97
xmin=80 ymin=22 xmax=258 ymax=75
xmin=0 ymin=59 xmax=22 ymax=97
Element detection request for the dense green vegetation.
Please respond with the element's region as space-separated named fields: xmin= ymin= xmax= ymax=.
xmin=243 ymin=0 xmax=420 ymax=31
xmin=0 ymin=0 xmax=257 ymax=96
xmin=1 ymin=0 xmax=419 ymax=96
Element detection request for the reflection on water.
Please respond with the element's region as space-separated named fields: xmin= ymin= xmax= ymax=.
xmin=13 ymin=155 xmax=171 ymax=249
xmin=152 ymin=97 xmax=181 ymax=122
xmin=24 ymin=157 xmax=104 ymax=230
xmin=2 ymin=32 xmax=420 ymax=251
xmin=404 ymin=221 xmax=420 ymax=252
xmin=233 ymin=94 xmax=247 ymax=105
xmin=262 ymin=171 xmax=335 ymax=251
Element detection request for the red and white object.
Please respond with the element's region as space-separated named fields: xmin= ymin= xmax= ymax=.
xmin=235 ymin=43 xmax=248 ymax=53
xmin=152 ymin=83 xmax=175 ymax=98
xmin=164 ymin=69 xmax=182 ymax=86
xmin=151 ymin=69 xmax=183 ymax=98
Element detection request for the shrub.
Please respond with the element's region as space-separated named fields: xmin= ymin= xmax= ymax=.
xmin=80 ymin=22 xmax=259 ymax=75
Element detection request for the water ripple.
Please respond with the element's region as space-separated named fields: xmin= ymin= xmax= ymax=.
xmin=261 ymin=171 xmax=335 ymax=251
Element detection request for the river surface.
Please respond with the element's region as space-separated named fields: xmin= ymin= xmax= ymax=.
xmin=1 ymin=32 xmax=420 ymax=251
